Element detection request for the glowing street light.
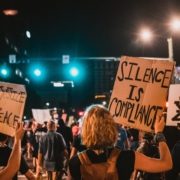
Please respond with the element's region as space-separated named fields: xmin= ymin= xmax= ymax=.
xmin=170 ymin=18 xmax=180 ymax=32
xmin=3 ymin=9 xmax=18 ymax=16
xmin=167 ymin=17 xmax=180 ymax=60
xmin=139 ymin=28 xmax=153 ymax=42
xmin=138 ymin=17 xmax=180 ymax=61
xmin=138 ymin=28 xmax=153 ymax=56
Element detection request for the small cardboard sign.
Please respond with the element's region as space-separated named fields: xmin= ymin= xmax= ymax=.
xmin=109 ymin=56 xmax=174 ymax=132
xmin=32 ymin=109 xmax=51 ymax=124
xmin=0 ymin=82 xmax=27 ymax=136
xmin=167 ymin=84 xmax=180 ymax=126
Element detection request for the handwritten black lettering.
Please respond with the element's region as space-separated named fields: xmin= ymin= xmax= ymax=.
xmin=116 ymin=60 xmax=172 ymax=88
xmin=126 ymin=62 xmax=138 ymax=80
xmin=172 ymin=100 xmax=180 ymax=121
xmin=143 ymin=68 xmax=151 ymax=82
xmin=127 ymin=85 xmax=144 ymax=102
xmin=3 ymin=111 xmax=12 ymax=125
xmin=0 ymin=108 xmax=3 ymax=123
xmin=0 ymin=108 xmax=20 ymax=128
xmin=13 ymin=115 xmax=20 ymax=127
xmin=135 ymin=66 xmax=142 ymax=81
xmin=109 ymin=97 xmax=163 ymax=130
xmin=127 ymin=85 xmax=137 ymax=101
xmin=161 ymin=70 xmax=172 ymax=88
xmin=0 ymin=85 xmax=26 ymax=103
xmin=117 ymin=61 xmax=127 ymax=81
xmin=136 ymin=88 xmax=144 ymax=102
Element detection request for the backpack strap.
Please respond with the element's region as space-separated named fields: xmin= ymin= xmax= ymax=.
xmin=108 ymin=148 xmax=121 ymax=162
xmin=107 ymin=148 xmax=121 ymax=173
xmin=78 ymin=148 xmax=120 ymax=165
xmin=78 ymin=150 xmax=92 ymax=165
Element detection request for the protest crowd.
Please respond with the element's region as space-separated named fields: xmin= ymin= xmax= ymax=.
xmin=0 ymin=56 xmax=180 ymax=180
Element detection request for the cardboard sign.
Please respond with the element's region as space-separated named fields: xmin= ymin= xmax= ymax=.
xmin=32 ymin=109 xmax=51 ymax=124
xmin=167 ymin=84 xmax=180 ymax=126
xmin=109 ymin=56 xmax=174 ymax=132
xmin=0 ymin=82 xmax=27 ymax=136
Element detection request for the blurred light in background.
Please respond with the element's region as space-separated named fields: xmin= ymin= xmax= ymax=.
xmin=33 ymin=68 xmax=41 ymax=77
xmin=139 ymin=28 xmax=153 ymax=42
xmin=70 ymin=67 xmax=79 ymax=77
xmin=26 ymin=30 xmax=31 ymax=38
xmin=3 ymin=9 xmax=18 ymax=16
xmin=28 ymin=63 xmax=46 ymax=82
xmin=1 ymin=69 xmax=8 ymax=76
xmin=170 ymin=18 xmax=180 ymax=32
xmin=78 ymin=111 xmax=84 ymax=117
xmin=51 ymin=81 xmax=64 ymax=87
xmin=0 ymin=66 xmax=10 ymax=78
xmin=63 ymin=62 xmax=85 ymax=83
xmin=46 ymin=102 xmax=50 ymax=107
xmin=102 ymin=101 xmax=107 ymax=106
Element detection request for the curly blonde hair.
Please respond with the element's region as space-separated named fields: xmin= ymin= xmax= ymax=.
xmin=81 ymin=104 xmax=118 ymax=149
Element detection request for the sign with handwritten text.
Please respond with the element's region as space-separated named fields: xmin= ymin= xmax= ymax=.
xmin=109 ymin=56 xmax=174 ymax=132
xmin=167 ymin=84 xmax=180 ymax=126
xmin=0 ymin=82 xmax=27 ymax=136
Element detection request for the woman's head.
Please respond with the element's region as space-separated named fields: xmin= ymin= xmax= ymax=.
xmin=81 ymin=104 xmax=118 ymax=149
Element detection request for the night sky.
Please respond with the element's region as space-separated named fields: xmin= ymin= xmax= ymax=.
xmin=0 ymin=0 xmax=180 ymax=64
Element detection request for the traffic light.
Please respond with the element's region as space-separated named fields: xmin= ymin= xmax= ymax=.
xmin=28 ymin=63 xmax=46 ymax=82
xmin=0 ymin=66 xmax=10 ymax=78
xmin=70 ymin=67 xmax=79 ymax=77
xmin=64 ymin=62 xmax=85 ymax=82
xmin=33 ymin=68 xmax=42 ymax=77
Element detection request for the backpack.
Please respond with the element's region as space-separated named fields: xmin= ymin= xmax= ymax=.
xmin=78 ymin=148 xmax=120 ymax=180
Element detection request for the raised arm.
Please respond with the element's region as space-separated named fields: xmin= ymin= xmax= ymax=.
xmin=0 ymin=123 xmax=24 ymax=179
xmin=134 ymin=115 xmax=173 ymax=172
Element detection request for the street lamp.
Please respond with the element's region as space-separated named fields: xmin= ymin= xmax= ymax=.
xmin=139 ymin=28 xmax=153 ymax=56
xmin=170 ymin=18 xmax=180 ymax=32
xmin=167 ymin=37 xmax=173 ymax=60
xmin=139 ymin=18 xmax=180 ymax=61
xmin=167 ymin=18 xmax=180 ymax=60
xmin=139 ymin=28 xmax=153 ymax=43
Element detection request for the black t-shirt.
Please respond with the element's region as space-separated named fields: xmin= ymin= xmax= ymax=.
xmin=164 ymin=126 xmax=180 ymax=151
xmin=172 ymin=141 xmax=180 ymax=172
xmin=166 ymin=141 xmax=180 ymax=180
xmin=39 ymin=131 xmax=67 ymax=171
xmin=69 ymin=148 xmax=135 ymax=180
xmin=72 ymin=135 xmax=86 ymax=152
xmin=0 ymin=146 xmax=29 ymax=180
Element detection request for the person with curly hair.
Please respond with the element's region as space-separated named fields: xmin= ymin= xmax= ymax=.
xmin=68 ymin=104 xmax=172 ymax=180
